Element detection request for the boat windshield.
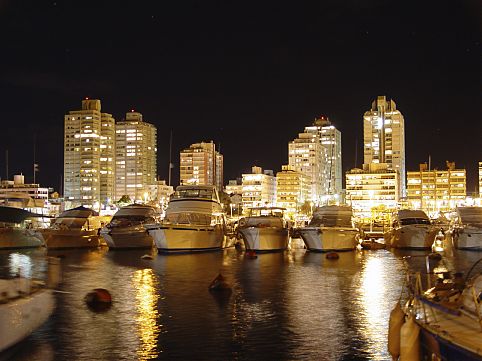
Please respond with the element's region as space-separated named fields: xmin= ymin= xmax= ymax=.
xmin=164 ymin=212 xmax=213 ymax=226
xmin=400 ymin=218 xmax=431 ymax=226
xmin=171 ymin=189 xmax=214 ymax=201
xmin=309 ymin=214 xmax=352 ymax=227
xmin=249 ymin=208 xmax=284 ymax=217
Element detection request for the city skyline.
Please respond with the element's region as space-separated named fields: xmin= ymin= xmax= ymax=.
xmin=0 ymin=1 xmax=479 ymax=191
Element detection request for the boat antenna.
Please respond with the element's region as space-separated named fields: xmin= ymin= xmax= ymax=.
xmin=5 ymin=149 xmax=8 ymax=180
xmin=168 ymin=130 xmax=173 ymax=186
xmin=33 ymin=133 xmax=38 ymax=184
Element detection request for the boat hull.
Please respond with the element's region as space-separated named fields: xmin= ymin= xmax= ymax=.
xmin=298 ymin=227 xmax=359 ymax=252
xmin=420 ymin=328 xmax=481 ymax=361
xmin=40 ymin=229 xmax=101 ymax=249
xmin=147 ymin=224 xmax=225 ymax=252
xmin=385 ymin=225 xmax=435 ymax=249
xmin=101 ymin=227 xmax=153 ymax=249
xmin=238 ymin=227 xmax=289 ymax=252
xmin=0 ymin=288 xmax=55 ymax=352
xmin=0 ymin=229 xmax=43 ymax=249
xmin=452 ymin=228 xmax=482 ymax=250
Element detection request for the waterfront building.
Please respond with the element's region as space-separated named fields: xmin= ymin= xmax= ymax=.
xmin=407 ymin=162 xmax=467 ymax=214
xmin=276 ymin=165 xmax=311 ymax=218
xmin=225 ymin=179 xmax=243 ymax=217
xmin=363 ymin=96 xmax=406 ymax=196
xmin=242 ymin=166 xmax=277 ymax=212
xmin=115 ymin=111 xmax=157 ymax=203
xmin=179 ymin=141 xmax=223 ymax=190
xmin=64 ymin=99 xmax=115 ymax=209
xmin=0 ymin=175 xmax=49 ymax=209
xmin=345 ymin=163 xmax=399 ymax=215
xmin=146 ymin=180 xmax=174 ymax=210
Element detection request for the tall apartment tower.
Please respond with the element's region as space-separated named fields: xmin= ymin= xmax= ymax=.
xmin=179 ymin=141 xmax=223 ymax=190
xmin=363 ymin=96 xmax=406 ymax=196
xmin=479 ymin=161 xmax=482 ymax=198
xmin=64 ymin=99 xmax=115 ymax=208
xmin=314 ymin=116 xmax=342 ymax=195
xmin=115 ymin=111 xmax=157 ymax=202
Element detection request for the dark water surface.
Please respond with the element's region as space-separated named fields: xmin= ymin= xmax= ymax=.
xmin=1 ymin=246 xmax=481 ymax=361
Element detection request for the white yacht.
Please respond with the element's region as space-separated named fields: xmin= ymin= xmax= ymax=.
xmin=298 ymin=205 xmax=360 ymax=252
xmin=237 ymin=207 xmax=290 ymax=252
xmin=384 ymin=209 xmax=436 ymax=249
xmin=451 ymin=206 xmax=482 ymax=250
xmin=100 ymin=204 xmax=160 ymax=249
xmin=40 ymin=206 xmax=109 ymax=249
xmin=145 ymin=185 xmax=228 ymax=252
xmin=0 ymin=206 xmax=43 ymax=249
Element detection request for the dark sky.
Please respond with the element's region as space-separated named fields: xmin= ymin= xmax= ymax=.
xmin=0 ymin=0 xmax=480 ymax=192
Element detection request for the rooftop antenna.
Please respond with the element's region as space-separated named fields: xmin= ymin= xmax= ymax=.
xmin=5 ymin=149 xmax=8 ymax=180
xmin=33 ymin=133 xmax=38 ymax=184
xmin=428 ymin=154 xmax=431 ymax=171
xmin=354 ymin=137 xmax=358 ymax=168
xmin=168 ymin=130 xmax=173 ymax=186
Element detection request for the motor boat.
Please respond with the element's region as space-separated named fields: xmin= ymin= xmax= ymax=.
xmin=0 ymin=206 xmax=44 ymax=249
xmin=39 ymin=206 xmax=110 ymax=249
xmin=389 ymin=256 xmax=482 ymax=361
xmin=145 ymin=185 xmax=228 ymax=252
xmin=384 ymin=209 xmax=436 ymax=249
xmin=100 ymin=204 xmax=160 ymax=249
xmin=450 ymin=206 xmax=482 ymax=250
xmin=237 ymin=207 xmax=290 ymax=252
xmin=297 ymin=205 xmax=360 ymax=252
xmin=0 ymin=257 xmax=60 ymax=353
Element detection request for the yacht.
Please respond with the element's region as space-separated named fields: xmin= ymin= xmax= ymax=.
xmin=384 ymin=209 xmax=436 ymax=249
xmin=451 ymin=206 xmax=482 ymax=250
xmin=40 ymin=206 xmax=109 ymax=249
xmin=0 ymin=206 xmax=43 ymax=249
xmin=145 ymin=185 xmax=228 ymax=252
xmin=297 ymin=205 xmax=360 ymax=252
xmin=100 ymin=204 xmax=160 ymax=249
xmin=0 ymin=257 xmax=60 ymax=353
xmin=237 ymin=207 xmax=290 ymax=252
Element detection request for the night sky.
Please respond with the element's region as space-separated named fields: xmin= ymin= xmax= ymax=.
xmin=0 ymin=0 xmax=480 ymax=192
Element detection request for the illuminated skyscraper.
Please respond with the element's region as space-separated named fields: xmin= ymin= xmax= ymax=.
xmin=179 ymin=141 xmax=223 ymax=190
xmin=64 ymin=99 xmax=115 ymax=208
xmin=242 ymin=166 xmax=276 ymax=211
xmin=276 ymin=165 xmax=311 ymax=217
xmin=115 ymin=111 xmax=157 ymax=202
xmin=363 ymin=96 xmax=406 ymax=196
xmin=479 ymin=161 xmax=482 ymax=198
xmin=315 ymin=116 xmax=342 ymax=195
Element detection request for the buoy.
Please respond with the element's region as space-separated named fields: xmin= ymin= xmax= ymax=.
xmin=209 ymin=273 xmax=232 ymax=292
xmin=246 ymin=250 xmax=257 ymax=259
xmin=326 ymin=252 xmax=339 ymax=260
xmin=84 ymin=288 xmax=112 ymax=312
xmin=400 ymin=315 xmax=420 ymax=361
xmin=141 ymin=254 xmax=153 ymax=260
xmin=388 ymin=302 xmax=405 ymax=360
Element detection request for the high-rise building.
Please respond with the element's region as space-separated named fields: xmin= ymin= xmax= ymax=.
xmin=315 ymin=116 xmax=342 ymax=195
xmin=345 ymin=163 xmax=399 ymax=215
xmin=276 ymin=165 xmax=311 ymax=218
xmin=407 ymin=162 xmax=467 ymax=214
xmin=363 ymin=96 xmax=406 ymax=196
xmin=479 ymin=161 xmax=482 ymax=198
xmin=288 ymin=126 xmax=326 ymax=204
xmin=242 ymin=166 xmax=277 ymax=211
xmin=64 ymin=99 xmax=115 ymax=208
xmin=179 ymin=141 xmax=223 ymax=190
xmin=115 ymin=111 xmax=157 ymax=202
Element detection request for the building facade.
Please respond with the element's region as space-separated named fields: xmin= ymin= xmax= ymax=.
xmin=315 ymin=116 xmax=342 ymax=195
xmin=242 ymin=166 xmax=277 ymax=211
xmin=179 ymin=141 xmax=223 ymax=190
xmin=276 ymin=165 xmax=311 ymax=218
xmin=407 ymin=162 xmax=467 ymax=214
xmin=479 ymin=161 xmax=482 ymax=198
xmin=64 ymin=99 xmax=115 ymax=208
xmin=363 ymin=96 xmax=406 ymax=196
xmin=345 ymin=163 xmax=399 ymax=215
xmin=115 ymin=111 xmax=157 ymax=202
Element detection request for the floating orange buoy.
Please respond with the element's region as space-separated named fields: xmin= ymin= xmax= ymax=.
xmin=84 ymin=288 xmax=112 ymax=312
xmin=326 ymin=252 xmax=339 ymax=260
xmin=209 ymin=273 xmax=232 ymax=292
xmin=246 ymin=250 xmax=257 ymax=259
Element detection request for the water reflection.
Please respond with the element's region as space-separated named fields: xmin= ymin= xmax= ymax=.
xmin=133 ymin=268 xmax=160 ymax=360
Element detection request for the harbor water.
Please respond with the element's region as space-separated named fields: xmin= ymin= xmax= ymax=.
xmin=1 ymin=246 xmax=481 ymax=361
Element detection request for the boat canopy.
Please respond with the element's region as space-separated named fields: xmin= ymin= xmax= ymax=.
xmin=309 ymin=206 xmax=353 ymax=227
xmin=457 ymin=207 xmax=482 ymax=226
xmin=113 ymin=205 xmax=158 ymax=219
xmin=396 ymin=210 xmax=431 ymax=226
xmin=171 ymin=185 xmax=219 ymax=202
xmin=58 ymin=206 xmax=99 ymax=218
xmin=248 ymin=207 xmax=286 ymax=217
xmin=0 ymin=206 xmax=44 ymax=224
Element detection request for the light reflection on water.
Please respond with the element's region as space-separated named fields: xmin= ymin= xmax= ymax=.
xmin=2 ymin=247 xmax=481 ymax=360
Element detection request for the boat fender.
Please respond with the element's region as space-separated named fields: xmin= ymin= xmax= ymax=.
xmin=246 ymin=250 xmax=257 ymax=259
xmin=209 ymin=273 xmax=232 ymax=292
xmin=326 ymin=252 xmax=339 ymax=260
xmin=387 ymin=302 xmax=405 ymax=360
xmin=84 ymin=288 xmax=112 ymax=312
xmin=399 ymin=315 xmax=420 ymax=361
xmin=141 ymin=254 xmax=153 ymax=260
